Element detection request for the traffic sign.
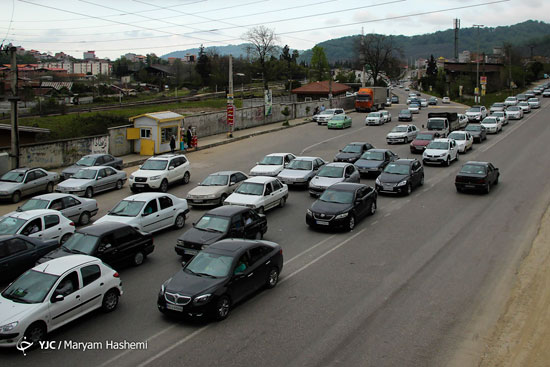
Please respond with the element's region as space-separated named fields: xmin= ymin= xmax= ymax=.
xmin=480 ymin=76 xmax=487 ymax=85
xmin=226 ymin=104 xmax=234 ymax=126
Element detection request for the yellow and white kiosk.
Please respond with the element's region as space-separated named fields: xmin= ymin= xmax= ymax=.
xmin=127 ymin=111 xmax=183 ymax=155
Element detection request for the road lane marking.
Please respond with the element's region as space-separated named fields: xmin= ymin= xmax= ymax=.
xmin=300 ymin=126 xmax=370 ymax=154
xmin=371 ymin=220 xmax=378 ymax=226
xmin=285 ymin=234 xmax=337 ymax=264
xmin=384 ymin=213 xmax=391 ymax=217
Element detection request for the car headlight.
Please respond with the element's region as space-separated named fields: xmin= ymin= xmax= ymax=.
xmin=397 ymin=180 xmax=408 ymax=187
xmin=204 ymin=194 xmax=217 ymax=199
xmin=150 ymin=175 xmax=161 ymax=180
xmin=160 ymin=278 xmax=172 ymax=296
xmin=375 ymin=177 xmax=381 ymax=185
xmin=348 ymin=158 xmax=355 ymax=162
xmin=0 ymin=191 xmax=8 ymax=195
xmin=193 ymin=294 xmax=212 ymax=305
xmin=0 ymin=322 xmax=18 ymax=333
xmin=307 ymin=209 xmax=312 ymax=215
xmin=177 ymin=239 xmax=184 ymax=245
xmin=335 ymin=212 xmax=349 ymax=219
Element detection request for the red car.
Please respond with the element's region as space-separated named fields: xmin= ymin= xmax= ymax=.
xmin=410 ymin=131 xmax=440 ymax=153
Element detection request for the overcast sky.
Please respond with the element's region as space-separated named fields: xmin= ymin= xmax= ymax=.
xmin=0 ymin=0 xmax=547 ymax=60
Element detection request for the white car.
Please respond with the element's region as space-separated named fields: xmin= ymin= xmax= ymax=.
xmin=442 ymin=97 xmax=451 ymax=104
xmin=277 ymin=157 xmax=326 ymax=186
xmin=129 ymin=154 xmax=191 ymax=193
xmin=489 ymin=102 xmax=506 ymax=113
xmin=386 ymin=124 xmax=418 ymax=144
xmin=457 ymin=114 xmax=469 ymax=128
xmin=380 ymin=110 xmax=392 ymax=122
xmin=365 ymin=112 xmax=384 ymax=125
xmin=95 ymin=193 xmax=189 ymax=233
xmin=408 ymin=103 xmax=420 ymax=114
xmin=0 ymin=209 xmax=75 ymax=244
xmin=0 ymin=255 xmax=122 ymax=347
xmin=517 ymin=101 xmax=531 ymax=113
xmin=423 ymin=138 xmax=459 ymax=166
xmin=491 ymin=111 xmax=509 ymax=125
xmin=17 ymin=193 xmax=98 ymax=226
xmin=419 ymin=98 xmax=428 ymax=107
xmin=543 ymin=90 xmax=550 ymax=98
xmin=527 ymin=97 xmax=541 ymax=109
xmin=481 ymin=116 xmax=503 ymax=134
xmin=308 ymin=163 xmax=360 ymax=197
xmin=55 ymin=166 xmax=127 ymax=199
xmin=224 ymin=176 xmax=288 ymax=214
xmin=505 ymin=106 xmax=523 ymax=120
xmin=315 ymin=108 xmax=345 ymax=125
xmin=186 ymin=171 xmax=248 ymax=207
xmin=448 ymin=131 xmax=474 ymax=153
xmin=504 ymin=96 xmax=518 ymax=106
xmin=249 ymin=153 xmax=296 ymax=177
xmin=465 ymin=105 xmax=488 ymax=122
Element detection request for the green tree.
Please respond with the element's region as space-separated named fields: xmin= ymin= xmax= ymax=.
xmin=310 ymin=46 xmax=329 ymax=81
xmin=426 ymin=55 xmax=437 ymax=76
xmin=195 ymin=45 xmax=211 ymax=87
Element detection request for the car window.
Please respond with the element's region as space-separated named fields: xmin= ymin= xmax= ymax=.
xmin=315 ymin=159 xmax=325 ymax=168
xmin=34 ymin=170 xmax=47 ymax=179
xmin=98 ymin=234 xmax=115 ymax=252
xmin=81 ymin=264 xmax=101 ymax=287
xmin=345 ymin=165 xmax=354 ymax=176
xmin=6 ymin=238 xmax=33 ymax=255
xmin=231 ymin=214 xmax=244 ymax=230
xmin=50 ymin=198 xmax=64 ymax=210
xmin=62 ymin=196 xmax=80 ymax=208
xmin=21 ymin=218 xmax=42 ymax=235
xmin=53 ymin=271 xmax=79 ymax=297
xmin=413 ymin=161 xmax=421 ymax=171
xmin=158 ymin=196 xmax=173 ymax=210
xmin=272 ymin=180 xmax=283 ymax=191
xmin=249 ymin=245 xmax=271 ymax=265
xmin=112 ymin=227 xmax=136 ymax=245
xmin=169 ymin=159 xmax=178 ymax=168
xmin=144 ymin=199 xmax=158 ymax=215
xmin=44 ymin=215 xmax=60 ymax=229
xmin=234 ymin=172 xmax=247 ymax=182
xmin=103 ymin=155 xmax=114 ymax=163
xmin=264 ymin=183 xmax=273 ymax=196
xmin=234 ymin=252 xmax=251 ymax=275
xmin=105 ymin=168 xmax=116 ymax=176
xmin=25 ymin=171 xmax=36 ymax=183
xmin=97 ymin=169 xmax=107 ymax=179
xmin=0 ymin=242 xmax=8 ymax=259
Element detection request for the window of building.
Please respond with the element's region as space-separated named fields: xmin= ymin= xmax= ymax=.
xmin=160 ymin=126 xmax=178 ymax=144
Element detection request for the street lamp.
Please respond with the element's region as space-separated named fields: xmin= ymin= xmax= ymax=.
xmin=236 ymin=73 xmax=245 ymax=101
xmin=474 ymin=24 xmax=484 ymax=104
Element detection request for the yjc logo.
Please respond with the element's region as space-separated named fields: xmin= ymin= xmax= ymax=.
xmin=16 ymin=337 xmax=33 ymax=356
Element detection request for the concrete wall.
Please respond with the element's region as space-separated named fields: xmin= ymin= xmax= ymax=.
xmin=108 ymin=124 xmax=133 ymax=156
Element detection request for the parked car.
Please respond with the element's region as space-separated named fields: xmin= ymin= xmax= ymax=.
xmin=480 ymin=116 xmax=503 ymax=134
xmin=516 ymin=93 xmax=527 ymax=101
xmin=505 ymin=106 xmax=524 ymax=120
xmin=464 ymin=124 xmax=487 ymax=143
xmin=315 ymin=108 xmax=345 ymax=125
xmin=0 ymin=209 xmax=75 ymax=244
xmin=354 ymin=149 xmax=398 ymax=176
xmin=491 ymin=111 xmax=509 ymax=125
xmin=428 ymin=97 xmax=438 ymax=105
xmin=386 ymin=124 xmax=418 ymax=144
xmin=489 ymin=102 xmax=506 ymax=113
xmin=249 ymin=153 xmax=296 ymax=177
xmin=0 ymin=255 xmax=123 ymax=346
xmin=365 ymin=112 xmax=385 ymax=126
xmin=0 ymin=235 xmax=59 ymax=282
xmin=448 ymin=131 xmax=474 ymax=153
xmin=410 ymin=131 xmax=440 ymax=153
xmin=17 ymin=193 xmax=98 ymax=226
xmin=517 ymin=101 xmax=532 ymax=113
xmin=391 ymin=95 xmax=399 ymax=103
xmin=308 ymin=163 xmax=360 ymax=197
xmin=277 ymin=157 xmax=326 ymax=186
xmin=527 ymin=97 xmax=541 ymax=109
xmin=408 ymin=103 xmax=420 ymax=114
xmin=61 ymin=154 xmax=123 ymax=180
xmin=380 ymin=110 xmax=392 ymax=122
xmin=95 ymin=193 xmax=189 ymax=233
xmin=175 ymin=206 xmax=268 ymax=257
xmin=37 ymin=222 xmax=154 ymax=267
xmin=543 ymin=90 xmax=550 ymax=98
xmin=327 ymin=114 xmax=353 ymax=129
xmin=455 ymin=161 xmax=500 ymax=194
xmin=224 ymin=176 xmax=288 ymax=214
xmin=458 ymin=114 xmax=469 ymax=128
xmin=398 ymin=109 xmax=413 ymax=122
xmin=442 ymin=97 xmax=451 ymax=104
xmin=334 ymin=142 xmax=374 ymax=163
xmin=465 ymin=105 xmax=488 ymax=122
xmin=306 ymin=183 xmax=377 ymax=231
xmin=158 ymin=239 xmax=283 ymax=320
xmin=375 ymin=159 xmax=424 ymax=195
xmin=186 ymin=171 xmax=248 ymax=207
xmin=0 ymin=167 xmax=60 ymax=204
xmin=422 ymin=138 xmax=459 ymax=166
xmin=504 ymin=96 xmax=518 ymax=106
xmin=56 ymin=166 xmax=127 ymax=198
xmin=129 ymin=154 xmax=191 ymax=193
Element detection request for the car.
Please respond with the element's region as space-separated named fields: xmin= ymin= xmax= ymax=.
xmin=175 ymin=206 xmax=268 ymax=257
xmin=527 ymin=97 xmax=541 ymax=109
xmin=410 ymin=131 xmax=440 ymax=153
xmin=504 ymin=96 xmax=518 ymax=106
xmin=398 ymin=109 xmax=413 ymax=122
xmin=442 ymin=97 xmax=451 ymax=104
xmin=277 ymin=157 xmax=326 ymax=186
xmin=465 ymin=105 xmax=488 ymax=122
xmin=0 ymin=255 xmax=123 ymax=347
xmin=306 ymin=183 xmax=377 ymax=231
xmin=481 ymin=116 xmax=503 ymax=134
xmin=249 ymin=153 xmax=296 ymax=177
xmin=405 ymin=87 xmax=410 ymax=91
xmin=391 ymin=95 xmax=399 ymax=103
xmin=386 ymin=124 xmax=418 ymax=144
xmin=543 ymin=90 xmax=550 ymax=98
xmin=465 ymin=124 xmax=487 ymax=143
xmin=489 ymin=102 xmax=506 ymax=113
xmin=17 ymin=193 xmax=98 ymax=226
xmin=0 ymin=167 xmax=60 ymax=204
xmin=448 ymin=131 xmax=474 ymax=153
xmin=505 ymin=106 xmax=524 ymax=120
xmin=0 ymin=209 xmax=75 ymax=244
xmin=56 ymin=166 xmax=127 ymax=198
xmin=224 ymin=176 xmax=288 ymax=214
xmin=491 ymin=111 xmax=509 ymax=125
xmin=61 ymin=154 xmax=123 ymax=180
xmin=516 ymin=93 xmax=527 ymax=101
xmin=385 ymin=97 xmax=392 ymax=107
xmin=517 ymin=101 xmax=532 ymax=113
xmin=158 ymin=239 xmax=283 ymax=320
xmin=419 ymin=98 xmax=428 ymax=107
xmin=457 ymin=113 xmax=469 ymax=128
xmin=534 ymin=88 xmax=542 ymax=95
xmin=95 ymin=193 xmax=189 ymax=233
xmin=0 ymin=235 xmax=59 ymax=282
xmin=37 ymin=222 xmax=154 ymax=267
xmin=186 ymin=171 xmax=248 ymax=207
xmin=308 ymin=163 xmax=360 ymax=197
xmin=354 ymin=149 xmax=398 ymax=176
xmin=315 ymin=108 xmax=345 ymax=125
xmin=129 ymin=154 xmax=190 ymax=193
xmin=327 ymin=114 xmax=352 ymax=129
xmin=525 ymin=91 xmax=535 ymax=99
xmin=375 ymin=159 xmax=424 ymax=195
xmin=455 ymin=161 xmax=500 ymax=194
xmin=428 ymin=97 xmax=438 ymax=105
xmin=365 ymin=112 xmax=385 ymax=126
xmin=422 ymin=138 xmax=459 ymax=166
xmin=408 ymin=103 xmax=420 ymax=114
xmin=334 ymin=142 xmax=375 ymax=163
xmin=380 ymin=110 xmax=392 ymax=122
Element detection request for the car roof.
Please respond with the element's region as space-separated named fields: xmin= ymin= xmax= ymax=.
xmin=264 ymin=153 xmax=292 ymax=157
xmin=433 ymin=138 xmax=452 ymax=143
xmin=207 ymin=171 xmax=245 ymax=176
xmin=347 ymin=142 xmax=368 ymax=145
xmin=83 ymin=153 xmax=107 ymax=158
xmin=78 ymin=221 xmax=134 ymax=235
xmin=32 ymin=255 xmax=101 ymax=276
xmin=204 ymin=205 xmax=251 ymax=216
xmin=8 ymin=167 xmax=44 ymax=173
xmin=5 ymin=209 xmax=60 ymax=220
xmin=26 ymin=193 xmax=73 ymax=201
xmin=393 ymin=159 xmax=416 ymax=165
xmin=121 ymin=192 xmax=176 ymax=201
xmin=417 ymin=130 xmax=437 ymax=135
xmin=326 ymin=182 xmax=367 ymax=192
xmin=206 ymin=238 xmax=277 ymax=255
xmin=463 ymin=161 xmax=490 ymax=166
xmin=325 ymin=162 xmax=350 ymax=168
xmin=148 ymin=154 xmax=187 ymax=160
xmin=292 ymin=156 xmax=320 ymax=161
xmin=244 ymin=176 xmax=278 ymax=184
xmin=396 ymin=124 xmax=412 ymax=128
xmin=367 ymin=148 xmax=391 ymax=153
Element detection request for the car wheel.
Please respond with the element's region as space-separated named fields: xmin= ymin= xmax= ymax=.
xmin=11 ymin=191 xmax=21 ymax=203
xmin=369 ymin=200 xmax=377 ymax=215
xmin=132 ymin=251 xmax=145 ymax=266
xmin=182 ymin=171 xmax=190 ymax=185
xmin=219 ymin=193 xmax=227 ymax=205
xmin=265 ymin=267 xmax=279 ymax=289
xmin=348 ymin=214 xmax=356 ymax=231
xmin=160 ymin=179 xmax=168 ymax=193
xmin=60 ymin=233 xmax=72 ymax=244
xmin=46 ymin=182 xmax=54 ymax=193
xmin=255 ymin=231 xmax=263 ymax=240
xmin=257 ymin=206 xmax=265 ymax=214
xmin=101 ymin=289 xmax=119 ymax=312
xmin=279 ymin=197 xmax=286 ymax=208
xmin=406 ymin=183 xmax=412 ymax=196
xmin=174 ymin=213 xmax=185 ymax=229
xmin=24 ymin=322 xmax=47 ymax=345
xmin=420 ymin=174 xmax=424 ymax=186
xmin=485 ymin=183 xmax=491 ymax=194
xmin=79 ymin=211 xmax=91 ymax=226
xmin=85 ymin=187 xmax=93 ymax=198
xmin=213 ymin=295 xmax=231 ymax=321
xmin=455 ymin=152 xmax=459 ymax=161
xmin=494 ymin=176 xmax=499 ymax=185
xmin=456 ymin=186 xmax=463 ymax=193
xmin=116 ymin=180 xmax=123 ymax=190
xmin=445 ymin=157 xmax=451 ymax=167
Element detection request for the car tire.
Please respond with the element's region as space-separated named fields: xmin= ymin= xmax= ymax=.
xmin=456 ymin=186 xmax=463 ymax=193
xmin=369 ymin=200 xmax=377 ymax=215
xmin=116 ymin=180 xmax=123 ymax=190
xmin=219 ymin=194 xmax=227 ymax=205
xmin=445 ymin=157 xmax=451 ymax=167
xmin=420 ymin=174 xmax=424 ymax=186
xmin=257 ymin=206 xmax=265 ymax=214
xmin=255 ymin=231 xmax=263 ymax=240
xmin=183 ymin=171 xmax=190 ymax=185
xmin=132 ymin=251 xmax=145 ymax=266
xmin=348 ymin=214 xmax=356 ymax=231
xmin=455 ymin=152 xmax=459 ymax=161
xmin=46 ymin=182 xmax=54 ymax=193
xmin=101 ymin=289 xmax=119 ymax=312
xmin=60 ymin=233 xmax=72 ymax=244
xmin=24 ymin=322 xmax=47 ymax=345
xmin=406 ymin=183 xmax=412 ymax=196
xmin=85 ymin=187 xmax=93 ymax=198
xmin=213 ymin=295 xmax=231 ymax=321
xmin=160 ymin=179 xmax=168 ymax=193
xmin=265 ymin=267 xmax=279 ymax=289
xmin=174 ymin=213 xmax=185 ymax=229
xmin=485 ymin=183 xmax=491 ymax=194
xmin=79 ymin=211 xmax=91 ymax=226
xmin=494 ymin=176 xmax=499 ymax=185
xmin=11 ymin=191 xmax=21 ymax=204
xmin=279 ymin=197 xmax=286 ymax=208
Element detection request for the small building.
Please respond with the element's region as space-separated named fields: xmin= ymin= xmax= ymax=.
xmin=291 ymin=80 xmax=351 ymax=101
xmin=127 ymin=111 xmax=183 ymax=156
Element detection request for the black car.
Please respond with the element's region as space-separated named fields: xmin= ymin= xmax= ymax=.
xmin=354 ymin=149 xmax=399 ymax=177
xmin=37 ymin=222 xmax=154 ymax=267
xmin=455 ymin=161 xmax=499 ymax=194
xmin=465 ymin=124 xmax=487 ymax=143
xmin=0 ymin=235 xmax=59 ymax=282
xmin=158 ymin=239 xmax=283 ymax=320
xmin=428 ymin=97 xmax=438 ymax=105
xmin=175 ymin=206 xmax=268 ymax=258
xmin=333 ymin=142 xmax=374 ymax=163
xmin=398 ymin=109 xmax=413 ymax=122
xmin=391 ymin=95 xmax=399 ymax=104
xmin=375 ymin=159 xmax=424 ymax=195
xmin=306 ymin=183 xmax=377 ymax=231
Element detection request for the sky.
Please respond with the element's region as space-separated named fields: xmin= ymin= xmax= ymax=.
xmin=0 ymin=0 xmax=548 ymax=60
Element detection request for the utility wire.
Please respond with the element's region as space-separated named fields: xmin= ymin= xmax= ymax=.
xmin=1 ymin=0 xmax=16 ymax=48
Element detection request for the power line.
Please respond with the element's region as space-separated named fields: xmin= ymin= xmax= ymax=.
xmin=1 ymin=0 xmax=16 ymax=47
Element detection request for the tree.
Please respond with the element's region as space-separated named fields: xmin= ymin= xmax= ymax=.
xmin=280 ymin=45 xmax=294 ymax=92
xmin=426 ymin=55 xmax=437 ymax=76
xmin=356 ymin=34 xmax=399 ymax=86
xmin=195 ymin=44 xmax=211 ymax=87
xmin=243 ymin=26 xmax=280 ymax=90
xmin=310 ymin=46 xmax=329 ymax=81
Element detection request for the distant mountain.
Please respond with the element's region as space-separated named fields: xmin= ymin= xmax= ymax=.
xmin=162 ymin=44 xmax=250 ymax=59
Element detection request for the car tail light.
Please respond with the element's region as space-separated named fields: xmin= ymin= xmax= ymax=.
xmin=113 ymin=272 xmax=120 ymax=278
xmin=279 ymin=249 xmax=283 ymax=255
xmin=70 ymin=222 xmax=75 ymax=226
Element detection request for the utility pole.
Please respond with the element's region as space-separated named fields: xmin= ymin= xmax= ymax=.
xmin=454 ymin=19 xmax=460 ymax=61
xmin=328 ymin=69 xmax=333 ymax=108
xmin=474 ymin=24 xmax=484 ymax=104
xmin=8 ymin=46 xmax=20 ymax=169
xmin=361 ymin=27 xmax=365 ymax=87
xmin=227 ymin=55 xmax=234 ymax=138
xmin=508 ymin=45 xmax=513 ymax=95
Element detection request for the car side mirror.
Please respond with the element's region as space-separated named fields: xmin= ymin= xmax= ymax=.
xmin=97 ymin=176 xmax=103 ymax=180
xmin=52 ymin=294 xmax=64 ymax=303
xmin=339 ymin=149 xmax=342 ymax=152
xmin=229 ymin=181 xmax=236 ymax=186
xmin=138 ymin=165 xmax=142 ymax=169
xmin=168 ymin=166 xmax=174 ymax=171
xmin=181 ymin=261 xmax=187 ymax=267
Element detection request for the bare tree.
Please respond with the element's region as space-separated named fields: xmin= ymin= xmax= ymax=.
xmin=243 ymin=26 xmax=279 ymax=90
xmin=357 ymin=34 xmax=400 ymax=86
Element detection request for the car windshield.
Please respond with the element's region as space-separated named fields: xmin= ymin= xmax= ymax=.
xmin=235 ymin=182 xmax=264 ymax=196
xmin=72 ymin=169 xmax=97 ymax=180
xmin=384 ymin=163 xmax=410 ymax=175
xmin=528 ymin=98 xmax=538 ymax=102
xmin=391 ymin=126 xmax=408 ymax=133
xmin=427 ymin=141 xmax=449 ymax=150
xmin=460 ymin=164 xmax=487 ymax=175
xmin=518 ymin=102 xmax=528 ymax=106
xmin=483 ymin=118 xmax=497 ymax=124
xmin=410 ymin=104 xmax=419 ymax=108
xmin=319 ymin=189 xmax=354 ymax=204
xmin=200 ymin=174 xmax=229 ymax=186
xmin=317 ymin=166 xmax=344 ymax=178
xmin=1 ymin=270 xmax=59 ymax=304
xmin=465 ymin=125 xmax=481 ymax=131
xmin=0 ymin=216 xmax=27 ymax=235
xmin=506 ymin=97 xmax=516 ymax=101
xmin=360 ymin=151 xmax=384 ymax=161
xmin=0 ymin=171 xmax=25 ymax=183
xmin=416 ymin=133 xmax=434 ymax=140
xmin=185 ymin=251 xmax=233 ymax=278
xmin=141 ymin=159 xmax=168 ymax=170
xmin=428 ymin=119 xmax=445 ymax=129
xmin=259 ymin=156 xmax=284 ymax=165
xmin=507 ymin=107 xmax=519 ymax=111
xmin=19 ymin=198 xmax=50 ymax=211
xmin=492 ymin=103 xmax=504 ymax=107
xmin=493 ymin=112 xmax=505 ymax=117
xmin=449 ymin=132 xmax=466 ymax=140
xmin=109 ymin=200 xmax=145 ymax=217
xmin=322 ymin=109 xmax=337 ymax=115
xmin=468 ymin=107 xmax=481 ymax=112
xmin=368 ymin=112 xmax=381 ymax=117
xmin=62 ymin=232 xmax=100 ymax=254
xmin=342 ymin=145 xmax=362 ymax=153
xmin=400 ymin=110 xmax=410 ymax=115
xmin=195 ymin=215 xmax=230 ymax=233
xmin=286 ymin=160 xmax=313 ymax=170
xmin=76 ymin=156 xmax=95 ymax=166
xmin=331 ymin=115 xmax=345 ymax=121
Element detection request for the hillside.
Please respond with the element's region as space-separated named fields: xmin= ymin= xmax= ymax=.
xmin=162 ymin=44 xmax=250 ymax=59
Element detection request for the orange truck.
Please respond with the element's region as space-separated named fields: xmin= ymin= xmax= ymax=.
xmin=354 ymin=87 xmax=388 ymax=112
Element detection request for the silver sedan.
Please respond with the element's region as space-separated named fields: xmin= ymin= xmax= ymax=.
xmin=0 ymin=167 xmax=60 ymax=203
xmin=186 ymin=171 xmax=248 ymax=207
xmin=18 ymin=193 xmax=98 ymax=225
xmin=56 ymin=166 xmax=127 ymax=198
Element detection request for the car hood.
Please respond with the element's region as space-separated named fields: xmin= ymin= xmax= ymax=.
xmin=310 ymin=176 xmax=344 ymax=188
xmin=62 ymin=165 xmax=86 ymax=175
xmin=37 ymin=247 xmax=76 ymax=264
xmin=466 ymin=111 xmax=481 ymax=116
xmin=278 ymin=169 xmax=311 ymax=179
xmin=225 ymin=193 xmax=261 ymax=206
xmin=166 ymin=270 xmax=227 ymax=297
xmin=95 ymin=215 xmax=137 ymax=227
xmin=334 ymin=152 xmax=360 ymax=161
xmin=310 ymin=201 xmax=352 ymax=216
xmin=187 ymin=186 xmax=225 ymax=197
xmin=180 ymin=227 xmax=225 ymax=245
xmin=378 ymin=172 xmax=408 ymax=184
xmin=57 ymin=178 xmax=94 ymax=188
xmin=424 ymin=148 xmax=448 ymax=156
xmin=0 ymin=297 xmax=41 ymax=325
xmin=355 ymin=159 xmax=384 ymax=169
xmin=0 ymin=182 xmax=20 ymax=192
xmin=132 ymin=170 xmax=166 ymax=178
xmin=250 ymin=164 xmax=283 ymax=175
xmin=387 ymin=132 xmax=407 ymax=138
xmin=411 ymin=139 xmax=431 ymax=147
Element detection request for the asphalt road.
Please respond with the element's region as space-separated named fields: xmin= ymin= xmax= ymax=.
xmin=3 ymin=86 xmax=550 ymax=366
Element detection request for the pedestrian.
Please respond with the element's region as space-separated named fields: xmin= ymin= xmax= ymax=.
xmin=169 ymin=135 xmax=176 ymax=153
xmin=314 ymin=106 xmax=320 ymax=115
xmin=320 ymin=104 xmax=326 ymax=112
xmin=186 ymin=127 xmax=193 ymax=149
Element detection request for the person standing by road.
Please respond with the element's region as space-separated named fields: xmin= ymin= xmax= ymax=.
xmin=320 ymin=104 xmax=326 ymax=112
xmin=186 ymin=127 xmax=193 ymax=149
xmin=169 ymin=135 xmax=176 ymax=153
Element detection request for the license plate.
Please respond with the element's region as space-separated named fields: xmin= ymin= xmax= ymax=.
xmin=135 ymin=184 xmax=144 ymax=188
xmin=193 ymin=199 xmax=203 ymax=203
xmin=166 ymin=304 xmax=183 ymax=312
xmin=185 ymin=249 xmax=198 ymax=256
xmin=316 ymin=220 xmax=329 ymax=225
xmin=465 ymin=185 xmax=475 ymax=188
